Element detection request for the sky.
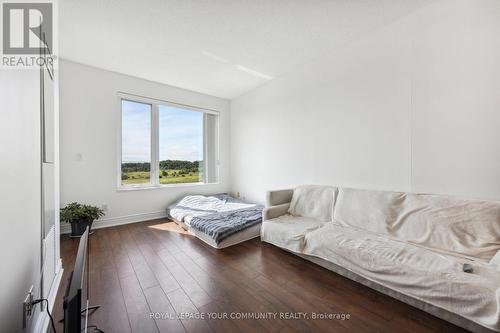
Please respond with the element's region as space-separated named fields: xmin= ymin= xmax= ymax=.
xmin=121 ymin=100 xmax=203 ymax=163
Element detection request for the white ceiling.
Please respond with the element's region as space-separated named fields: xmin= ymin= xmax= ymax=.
xmin=60 ymin=0 xmax=434 ymax=99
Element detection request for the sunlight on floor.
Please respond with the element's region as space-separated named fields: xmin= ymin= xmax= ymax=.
xmin=148 ymin=221 xmax=194 ymax=236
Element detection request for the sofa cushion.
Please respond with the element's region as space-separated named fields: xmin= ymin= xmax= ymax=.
xmin=302 ymin=223 xmax=500 ymax=332
xmin=333 ymin=187 xmax=404 ymax=233
xmin=261 ymin=215 xmax=327 ymax=252
xmin=288 ymin=185 xmax=336 ymax=222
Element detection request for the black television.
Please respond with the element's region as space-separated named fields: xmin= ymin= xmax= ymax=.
xmin=62 ymin=227 xmax=98 ymax=333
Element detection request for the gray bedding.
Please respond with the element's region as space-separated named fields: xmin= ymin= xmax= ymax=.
xmin=167 ymin=194 xmax=263 ymax=244
xmin=189 ymin=205 xmax=263 ymax=244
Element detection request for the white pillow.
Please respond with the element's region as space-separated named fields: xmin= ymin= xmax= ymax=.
xmin=288 ymin=185 xmax=336 ymax=222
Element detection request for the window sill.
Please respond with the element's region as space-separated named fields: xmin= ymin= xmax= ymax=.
xmin=117 ymin=182 xmax=220 ymax=191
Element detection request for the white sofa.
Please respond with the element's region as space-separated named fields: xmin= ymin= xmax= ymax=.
xmin=262 ymin=185 xmax=500 ymax=333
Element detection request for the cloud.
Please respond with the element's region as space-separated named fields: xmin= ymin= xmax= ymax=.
xmin=121 ymin=101 xmax=204 ymax=162
xmin=159 ymin=105 xmax=203 ymax=161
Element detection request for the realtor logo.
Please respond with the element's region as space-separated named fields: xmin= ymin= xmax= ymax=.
xmin=2 ymin=2 xmax=53 ymax=55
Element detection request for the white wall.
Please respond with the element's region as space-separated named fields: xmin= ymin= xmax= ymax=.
xmin=0 ymin=70 xmax=42 ymax=332
xmin=230 ymin=0 xmax=500 ymax=204
xmin=59 ymin=60 xmax=230 ymax=227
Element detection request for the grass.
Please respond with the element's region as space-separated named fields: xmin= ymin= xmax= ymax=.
xmin=159 ymin=173 xmax=201 ymax=184
xmin=122 ymin=171 xmax=150 ymax=185
xmin=122 ymin=170 xmax=202 ymax=185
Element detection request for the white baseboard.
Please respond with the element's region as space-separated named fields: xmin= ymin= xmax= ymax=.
xmin=31 ymin=259 xmax=63 ymax=333
xmin=60 ymin=210 xmax=168 ymax=234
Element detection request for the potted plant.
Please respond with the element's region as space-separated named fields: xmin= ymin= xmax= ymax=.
xmin=60 ymin=202 xmax=105 ymax=237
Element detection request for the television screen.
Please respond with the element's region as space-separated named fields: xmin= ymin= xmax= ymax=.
xmin=63 ymin=227 xmax=89 ymax=333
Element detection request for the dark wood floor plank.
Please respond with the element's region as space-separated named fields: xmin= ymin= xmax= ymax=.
xmin=86 ymin=265 xmax=131 ymax=333
xmin=120 ymin=273 xmax=159 ymax=333
xmin=86 ymin=230 xmax=132 ymax=333
xmin=156 ymin=249 xmax=212 ymax=308
xmin=172 ymin=251 xmax=238 ymax=299
xmin=101 ymin=226 xmax=136 ymax=279
xmin=253 ymin=274 xmax=358 ymax=333
xmin=143 ymin=285 xmax=187 ymax=333
xmin=167 ymin=288 xmax=213 ymax=333
xmin=119 ymin=226 xmax=160 ymax=290
xmin=138 ymin=243 xmax=181 ymax=294
xmin=199 ymin=301 xmax=244 ymax=333
xmin=169 ymin=251 xmax=273 ymax=333
xmin=53 ymin=220 xmax=471 ymax=333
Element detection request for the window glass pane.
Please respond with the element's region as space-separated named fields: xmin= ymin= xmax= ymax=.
xmin=159 ymin=105 xmax=204 ymax=184
xmin=121 ymin=100 xmax=151 ymax=185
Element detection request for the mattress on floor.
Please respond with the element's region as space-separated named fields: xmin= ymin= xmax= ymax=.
xmin=192 ymin=223 xmax=261 ymax=249
xmin=167 ymin=194 xmax=263 ymax=248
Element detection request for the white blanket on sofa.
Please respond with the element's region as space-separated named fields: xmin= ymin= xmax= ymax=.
xmin=334 ymin=188 xmax=500 ymax=261
xmin=262 ymin=186 xmax=500 ymax=332
xmin=299 ymin=222 xmax=500 ymax=332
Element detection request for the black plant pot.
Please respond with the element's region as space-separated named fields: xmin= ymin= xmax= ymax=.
xmin=70 ymin=219 xmax=94 ymax=237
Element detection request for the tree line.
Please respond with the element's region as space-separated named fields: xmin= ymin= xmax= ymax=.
xmin=122 ymin=160 xmax=201 ymax=173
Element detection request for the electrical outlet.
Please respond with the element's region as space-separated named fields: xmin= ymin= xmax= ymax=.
xmin=101 ymin=204 xmax=108 ymax=212
xmin=22 ymin=286 xmax=34 ymax=329
xmin=236 ymin=192 xmax=240 ymax=198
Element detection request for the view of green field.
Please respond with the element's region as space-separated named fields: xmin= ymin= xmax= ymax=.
xmin=122 ymin=170 xmax=202 ymax=185
xmin=121 ymin=160 xmax=203 ymax=185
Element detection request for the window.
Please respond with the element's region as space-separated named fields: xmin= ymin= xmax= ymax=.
xmin=119 ymin=94 xmax=219 ymax=188
xmin=121 ymin=100 xmax=152 ymax=185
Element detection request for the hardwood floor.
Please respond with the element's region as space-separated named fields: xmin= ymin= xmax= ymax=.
xmin=52 ymin=219 xmax=469 ymax=333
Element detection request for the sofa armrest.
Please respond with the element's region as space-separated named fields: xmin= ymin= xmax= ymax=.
xmin=266 ymin=189 xmax=293 ymax=207
xmin=263 ymin=203 xmax=290 ymax=221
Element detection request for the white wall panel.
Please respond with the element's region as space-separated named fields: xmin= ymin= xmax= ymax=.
xmin=230 ymin=0 xmax=500 ymax=203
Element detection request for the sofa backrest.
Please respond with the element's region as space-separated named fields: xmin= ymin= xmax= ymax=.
xmin=288 ymin=185 xmax=337 ymax=222
xmin=333 ymin=187 xmax=404 ymax=233
xmin=334 ymin=187 xmax=500 ymax=261
xmin=395 ymin=193 xmax=500 ymax=261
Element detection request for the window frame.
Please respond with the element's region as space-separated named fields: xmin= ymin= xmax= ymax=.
xmin=117 ymin=92 xmax=220 ymax=190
